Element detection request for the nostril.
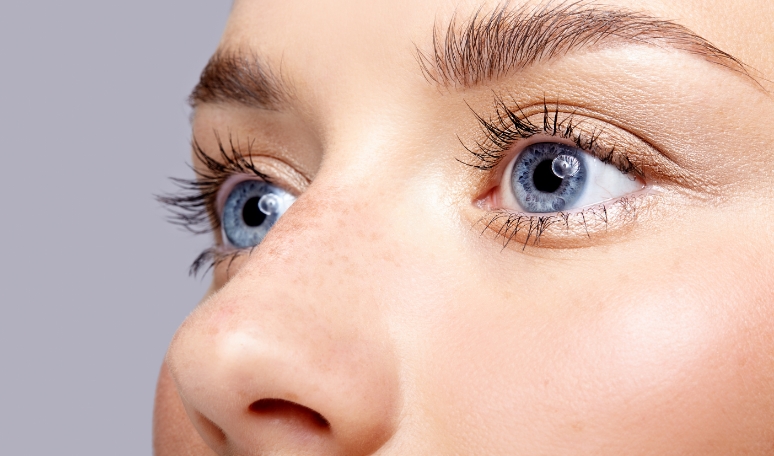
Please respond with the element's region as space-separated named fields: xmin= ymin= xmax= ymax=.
xmin=249 ymin=398 xmax=331 ymax=430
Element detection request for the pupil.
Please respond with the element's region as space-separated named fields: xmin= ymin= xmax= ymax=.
xmin=242 ymin=197 xmax=268 ymax=227
xmin=533 ymin=159 xmax=563 ymax=193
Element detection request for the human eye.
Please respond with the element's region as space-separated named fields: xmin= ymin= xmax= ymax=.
xmin=219 ymin=177 xmax=295 ymax=249
xmin=158 ymin=136 xmax=297 ymax=275
xmin=466 ymin=96 xmax=654 ymax=249
xmin=498 ymin=141 xmax=644 ymax=213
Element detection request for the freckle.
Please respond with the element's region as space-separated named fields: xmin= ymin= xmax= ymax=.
xmin=351 ymin=200 xmax=367 ymax=213
xmin=571 ymin=422 xmax=585 ymax=432
xmin=385 ymin=253 xmax=397 ymax=265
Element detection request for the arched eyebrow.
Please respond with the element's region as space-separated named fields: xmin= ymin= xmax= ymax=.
xmin=189 ymin=51 xmax=290 ymax=110
xmin=416 ymin=1 xmax=752 ymax=88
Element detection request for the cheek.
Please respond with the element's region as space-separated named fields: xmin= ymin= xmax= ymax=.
xmin=414 ymin=249 xmax=774 ymax=454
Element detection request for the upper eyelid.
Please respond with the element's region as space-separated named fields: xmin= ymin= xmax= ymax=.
xmin=157 ymin=134 xmax=273 ymax=237
xmin=462 ymin=97 xmax=642 ymax=177
xmin=195 ymin=137 xmax=309 ymax=223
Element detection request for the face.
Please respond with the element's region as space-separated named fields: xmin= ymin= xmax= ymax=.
xmin=154 ymin=0 xmax=774 ymax=454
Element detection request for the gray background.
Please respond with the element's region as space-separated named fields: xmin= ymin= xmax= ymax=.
xmin=0 ymin=1 xmax=231 ymax=453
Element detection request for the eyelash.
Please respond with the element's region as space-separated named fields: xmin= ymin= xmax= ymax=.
xmin=464 ymin=96 xmax=646 ymax=249
xmin=463 ymin=95 xmax=641 ymax=175
xmin=157 ymin=134 xmax=269 ymax=276
xmin=162 ymin=97 xmax=648 ymax=275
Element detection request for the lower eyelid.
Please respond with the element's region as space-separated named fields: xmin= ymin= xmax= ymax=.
xmin=210 ymin=246 xmax=255 ymax=284
xmin=471 ymin=190 xmax=655 ymax=251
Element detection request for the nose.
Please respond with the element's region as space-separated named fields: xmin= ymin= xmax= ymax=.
xmin=166 ymin=187 xmax=401 ymax=456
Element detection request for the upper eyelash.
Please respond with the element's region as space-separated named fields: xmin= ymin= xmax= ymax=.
xmin=157 ymin=134 xmax=269 ymax=275
xmin=461 ymin=95 xmax=641 ymax=176
xmin=158 ymin=134 xmax=269 ymax=235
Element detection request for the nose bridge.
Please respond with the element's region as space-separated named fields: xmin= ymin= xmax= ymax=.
xmin=168 ymin=183 xmax=401 ymax=455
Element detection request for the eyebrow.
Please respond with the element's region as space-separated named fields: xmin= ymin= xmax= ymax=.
xmin=417 ymin=1 xmax=750 ymax=88
xmin=189 ymin=51 xmax=291 ymax=109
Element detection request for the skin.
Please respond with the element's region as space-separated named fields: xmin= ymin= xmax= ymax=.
xmin=154 ymin=0 xmax=774 ymax=454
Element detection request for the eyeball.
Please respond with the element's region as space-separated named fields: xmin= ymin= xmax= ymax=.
xmin=221 ymin=179 xmax=295 ymax=248
xmin=505 ymin=142 xmax=644 ymax=213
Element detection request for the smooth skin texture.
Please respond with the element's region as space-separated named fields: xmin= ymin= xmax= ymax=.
xmin=154 ymin=0 xmax=774 ymax=454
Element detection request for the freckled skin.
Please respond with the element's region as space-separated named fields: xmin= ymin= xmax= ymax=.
xmin=155 ymin=0 xmax=774 ymax=455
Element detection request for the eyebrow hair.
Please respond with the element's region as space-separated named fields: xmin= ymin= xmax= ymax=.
xmin=189 ymin=51 xmax=290 ymax=109
xmin=417 ymin=1 xmax=750 ymax=88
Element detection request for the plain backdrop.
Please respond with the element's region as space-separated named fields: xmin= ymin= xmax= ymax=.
xmin=0 ymin=1 xmax=231 ymax=454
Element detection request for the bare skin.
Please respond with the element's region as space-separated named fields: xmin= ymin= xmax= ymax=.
xmin=154 ymin=0 xmax=774 ymax=454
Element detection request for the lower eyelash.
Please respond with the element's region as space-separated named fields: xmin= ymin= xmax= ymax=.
xmin=189 ymin=244 xmax=259 ymax=278
xmin=477 ymin=195 xmax=642 ymax=250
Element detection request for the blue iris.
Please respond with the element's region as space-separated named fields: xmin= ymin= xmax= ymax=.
xmin=221 ymin=180 xmax=294 ymax=248
xmin=510 ymin=142 xmax=587 ymax=213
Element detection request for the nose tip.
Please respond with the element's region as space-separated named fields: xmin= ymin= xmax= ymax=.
xmin=167 ymin=287 xmax=400 ymax=456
